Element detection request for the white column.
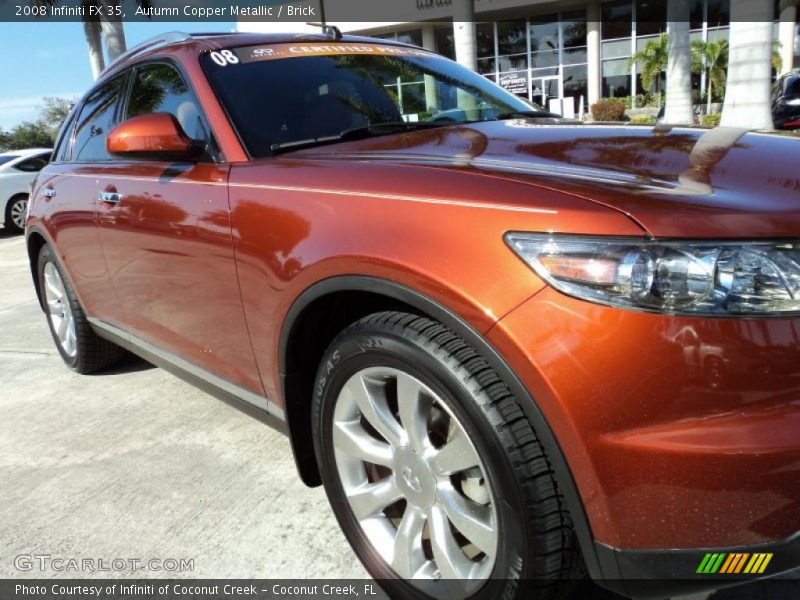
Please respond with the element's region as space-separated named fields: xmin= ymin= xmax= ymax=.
xmin=587 ymin=1 xmax=602 ymax=107
xmin=421 ymin=24 xmax=439 ymax=113
xmin=664 ymin=0 xmax=694 ymax=124
xmin=721 ymin=0 xmax=774 ymax=129
xmin=421 ymin=24 xmax=436 ymax=52
xmin=452 ymin=0 xmax=477 ymax=71
xmin=778 ymin=4 xmax=797 ymax=75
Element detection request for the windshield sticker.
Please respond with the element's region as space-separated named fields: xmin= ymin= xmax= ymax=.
xmin=232 ymin=43 xmax=433 ymax=64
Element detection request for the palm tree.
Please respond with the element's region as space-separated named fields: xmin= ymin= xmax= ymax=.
xmin=627 ymin=33 xmax=669 ymax=99
xmin=720 ymin=0 xmax=774 ymax=129
xmin=664 ymin=0 xmax=694 ymax=125
xmin=693 ymin=39 xmax=783 ymax=116
xmin=83 ymin=0 xmax=151 ymax=79
xmin=691 ymin=39 xmax=728 ymax=114
xmin=29 ymin=0 xmax=150 ymax=79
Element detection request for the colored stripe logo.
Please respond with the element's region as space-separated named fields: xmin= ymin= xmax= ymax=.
xmin=696 ymin=552 xmax=773 ymax=574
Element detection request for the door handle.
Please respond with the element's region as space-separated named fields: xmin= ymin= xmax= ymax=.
xmin=42 ymin=188 xmax=56 ymax=198
xmin=99 ymin=191 xmax=123 ymax=204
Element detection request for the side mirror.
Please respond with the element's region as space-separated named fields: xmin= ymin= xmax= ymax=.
xmin=107 ymin=113 xmax=205 ymax=161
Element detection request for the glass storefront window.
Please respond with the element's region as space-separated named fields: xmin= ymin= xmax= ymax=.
xmin=636 ymin=34 xmax=661 ymax=53
xmin=530 ymin=16 xmax=558 ymax=53
xmin=690 ymin=0 xmax=705 ymax=30
xmin=707 ymin=27 xmax=730 ymax=42
xmin=563 ymin=64 xmax=588 ymax=101
xmin=562 ymin=11 xmax=587 ymax=48
xmin=707 ymin=0 xmax=731 ymax=28
xmin=603 ymin=58 xmax=632 ymax=97
xmin=498 ymin=20 xmax=527 ymax=55
xmin=530 ymin=50 xmax=559 ymax=68
xmin=636 ymin=0 xmax=666 ymax=37
xmin=396 ymin=30 xmax=422 ymax=46
xmin=602 ymin=0 xmax=633 ymax=40
xmin=498 ymin=54 xmax=529 ymax=72
xmin=532 ymin=67 xmax=559 ymax=79
xmin=564 ymin=47 xmax=588 ymax=65
xmin=477 ymin=23 xmax=494 ymax=59
xmin=435 ymin=27 xmax=455 ymax=60
xmin=603 ymin=38 xmax=631 ymax=59
xmin=477 ymin=57 xmax=496 ymax=76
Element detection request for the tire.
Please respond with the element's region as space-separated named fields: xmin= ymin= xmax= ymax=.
xmin=37 ymin=244 xmax=125 ymax=373
xmin=5 ymin=194 xmax=28 ymax=233
xmin=312 ymin=311 xmax=585 ymax=600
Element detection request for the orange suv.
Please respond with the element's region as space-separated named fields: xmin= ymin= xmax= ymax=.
xmin=25 ymin=31 xmax=800 ymax=599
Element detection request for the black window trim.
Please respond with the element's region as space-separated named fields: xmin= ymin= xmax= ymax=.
xmin=63 ymin=56 xmax=224 ymax=165
xmin=64 ymin=70 xmax=130 ymax=164
xmin=51 ymin=105 xmax=81 ymax=165
xmin=120 ymin=57 xmax=223 ymax=164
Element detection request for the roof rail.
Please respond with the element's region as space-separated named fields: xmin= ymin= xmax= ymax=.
xmin=102 ymin=31 xmax=192 ymax=75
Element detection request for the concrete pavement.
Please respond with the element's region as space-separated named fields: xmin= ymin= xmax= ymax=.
xmin=0 ymin=228 xmax=364 ymax=580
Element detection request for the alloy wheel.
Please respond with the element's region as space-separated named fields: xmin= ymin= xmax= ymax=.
xmin=10 ymin=197 xmax=28 ymax=229
xmin=43 ymin=262 xmax=77 ymax=357
xmin=332 ymin=366 xmax=497 ymax=597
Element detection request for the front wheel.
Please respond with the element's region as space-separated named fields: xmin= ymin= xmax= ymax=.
xmin=37 ymin=244 xmax=125 ymax=373
xmin=312 ymin=312 xmax=584 ymax=600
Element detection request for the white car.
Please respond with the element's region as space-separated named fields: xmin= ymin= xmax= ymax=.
xmin=1 ymin=148 xmax=52 ymax=233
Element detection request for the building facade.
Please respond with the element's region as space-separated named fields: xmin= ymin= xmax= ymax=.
xmin=239 ymin=0 xmax=800 ymax=116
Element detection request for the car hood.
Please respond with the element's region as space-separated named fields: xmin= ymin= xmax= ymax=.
xmin=299 ymin=121 xmax=800 ymax=238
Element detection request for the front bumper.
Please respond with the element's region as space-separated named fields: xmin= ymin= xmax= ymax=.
xmin=596 ymin=530 xmax=800 ymax=598
xmin=487 ymin=286 xmax=800 ymax=588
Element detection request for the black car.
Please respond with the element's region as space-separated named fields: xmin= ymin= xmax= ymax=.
xmin=772 ymin=69 xmax=800 ymax=130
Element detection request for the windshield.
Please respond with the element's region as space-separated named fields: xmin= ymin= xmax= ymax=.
xmin=0 ymin=155 xmax=20 ymax=166
xmin=202 ymin=43 xmax=536 ymax=157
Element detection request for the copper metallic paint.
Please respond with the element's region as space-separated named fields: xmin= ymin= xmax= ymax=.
xmin=107 ymin=113 xmax=199 ymax=156
xmin=25 ymin=36 xmax=800 ymax=565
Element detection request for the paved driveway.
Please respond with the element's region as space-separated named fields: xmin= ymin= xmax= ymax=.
xmin=0 ymin=229 xmax=363 ymax=580
xmin=0 ymin=228 xmax=796 ymax=598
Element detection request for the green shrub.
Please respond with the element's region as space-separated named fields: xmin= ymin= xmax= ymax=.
xmin=702 ymin=113 xmax=721 ymax=127
xmin=630 ymin=115 xmax=656 ymax=124
xmin=617 ymin=94 xmax=654 ymax=109
xmin=591 ymin=98 xmax=626 ymax=121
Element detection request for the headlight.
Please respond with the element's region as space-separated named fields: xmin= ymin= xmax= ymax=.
xmin=505 ymin=233 xmax=800 ymax=316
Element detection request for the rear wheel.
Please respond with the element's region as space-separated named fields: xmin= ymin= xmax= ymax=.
xmin=5 ymin=194 xmax=28 ymax=233
xmin=37 ymin=244 xmax=125 ymax=373
xmin=312 ymin=311 xmax=584 ymax=600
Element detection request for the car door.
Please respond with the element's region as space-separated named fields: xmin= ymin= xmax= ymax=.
xmin=36 ymin=76 xmax=126 ymax=324
xmin=95 ymin=61 xmax=264 ymax=399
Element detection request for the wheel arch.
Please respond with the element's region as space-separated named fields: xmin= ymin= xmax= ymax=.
xmin=278 ymin=275 xmax=605 ymax=580
xmin=25 ymin=227 xmax=49 ymax=310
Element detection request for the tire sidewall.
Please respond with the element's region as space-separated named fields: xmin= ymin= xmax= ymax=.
xmin=312 ymin=323 xmax=530 ymax=600
xmin=5 ymin=194 xmax=28 ymax=233
xmin=37 ymin=245 xmax=79 ymax=369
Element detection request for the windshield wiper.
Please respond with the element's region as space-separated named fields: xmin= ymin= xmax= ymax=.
xmin=270 ymin=121 xmax=448 ymax=154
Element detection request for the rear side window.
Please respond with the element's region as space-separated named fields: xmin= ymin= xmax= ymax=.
xmin=72 ymin=76 xmax=126 ymax=162
xmin=14 ymin=154 xmax=51 ymax=172
xmin=0 ymin=155 xmax=20 ymax=166
xmin=125 ymin=64 xmax=206 ymax=140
